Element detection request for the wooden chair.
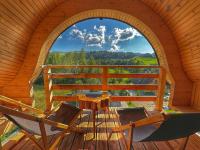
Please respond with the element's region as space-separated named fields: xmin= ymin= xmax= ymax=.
xmin=109 ymin=107 xmax=200 ymax=150
xmin=0 ymin=95 xmax=83 ymax=150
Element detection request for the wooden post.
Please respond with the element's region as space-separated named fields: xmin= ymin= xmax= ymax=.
xmin=39 ymin=120 xmax=48 ymax=150
xmin=127 ymin=124 xmax=133 ymax=150
xmin=0 ymin=135 xmax=2 ymax=150
xmin=155 ymin=67 xmax=166 ymax=111
xmin=180 ymin=136 xmax=190 ymax=150
xmin=43 ymin=66 xmax=52 ymax=111
xmin=102 ymin=67 xmax=108 ymax=91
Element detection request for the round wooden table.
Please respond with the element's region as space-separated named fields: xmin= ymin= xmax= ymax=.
xmin=77 ymin=92 xmax=110 ymax=138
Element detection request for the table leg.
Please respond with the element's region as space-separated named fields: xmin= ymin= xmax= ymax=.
xmin=93 ymin=110 xmax=96 ymax=138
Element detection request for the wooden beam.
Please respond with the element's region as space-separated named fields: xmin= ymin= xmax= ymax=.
xmin=44 ymin=65 xmax=160 ymax=69
xmin=49 ymin=73 xmax=159 ymax=79
xmin=155 ymin=67 xmax=166 ymax=111
xmin=49 ymin=73 xmax=103 ymax=79
xmin=108 ymin=84 xmax=158 ymax=90
xmin=110 ymin=96 xmax=157 ymax=101
xmin=51 ymin=84 xmax=158 ymax=91
xmin=43 ymin=67 xmax=52 ymax=111
xmin=108 ymin=73 xmax=159 ymax=78
xmin=102 ymin=67 xmax=108 ymax=91
xmin=52 ymin=84 xmax=102 ymax=90
xmin=52 ymin=96 xmax=156 ymax=102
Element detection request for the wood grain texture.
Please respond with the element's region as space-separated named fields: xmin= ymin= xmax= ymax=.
xmin=0 ymin=0 xmax=198 ymax=107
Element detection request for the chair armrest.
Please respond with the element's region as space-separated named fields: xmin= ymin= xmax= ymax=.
xmin=0 ymin=95 xmax=44 ymax=114
xmin=133 ymin=113 xmax=165 ymax=127
xmin=44 ymin=119 xmax=69 ymax=130
xmin=112 ymin=124 xmax=132 ymax=132
xmin=112 ymin=113 xmax=165 ymax=132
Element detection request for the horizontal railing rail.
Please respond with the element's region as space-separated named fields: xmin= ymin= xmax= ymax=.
xmin=43 ymin=65 xmax=166 ymax=111
xmin=43 ymin=65 xmax=160 ymax=69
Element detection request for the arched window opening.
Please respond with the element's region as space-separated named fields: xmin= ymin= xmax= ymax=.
xmin=33 ymin=18 xmax=170 ymax=111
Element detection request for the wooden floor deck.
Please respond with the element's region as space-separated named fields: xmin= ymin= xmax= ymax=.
xmin=2 ymin=109 xmax=200 ymax=150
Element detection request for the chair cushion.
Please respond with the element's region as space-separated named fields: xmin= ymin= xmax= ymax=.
xmin=117 ymin=107 xmax=147 ymax=125
xmin=48 ymin=102 xmax=82 ymax=131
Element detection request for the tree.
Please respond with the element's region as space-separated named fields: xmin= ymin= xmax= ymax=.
xmin=79 ymin=48 xmax=87 ymax=65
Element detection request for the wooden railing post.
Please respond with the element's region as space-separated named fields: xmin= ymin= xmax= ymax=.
xmin=43 ymin=66 xmax=52 ymax=111
xmin=102 ymin=67 xmax=108 ymax=91
xmin=155 ymin=67 xmax=166 ymax=111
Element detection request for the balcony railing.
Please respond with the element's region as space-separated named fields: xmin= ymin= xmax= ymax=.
xmin=42 ymin=65 xmax=166 ymax=111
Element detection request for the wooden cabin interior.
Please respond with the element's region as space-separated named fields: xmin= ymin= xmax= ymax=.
xmin=1 ymin=0 xmax=200 ymax=149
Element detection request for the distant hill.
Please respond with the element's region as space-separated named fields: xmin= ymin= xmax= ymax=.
xmin=51 ymin=50 xmax=156 ymax=60
xmin=86 ymin=51 xmax=155 ymax=59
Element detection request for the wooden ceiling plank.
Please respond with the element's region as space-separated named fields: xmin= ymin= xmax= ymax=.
xmin=26 ymin=0 xmax=44 ymax=20
xmin=0 ymin=34 xmax=26 ymax=50
xmin=178 ymin=34 xmax=200 ymax=48
xmin=20 ymin=0 xmax=42 ymax=24
xmin=1 ymin=0 xmax=35 ymax=31
xmin=0 ymin=60 xmax=23 ymax=67
xmin=164 ymin=0 xmax=189 ymax=23
xmin=0 ymin=2 xmax=33 ymax=34
xmin=0 ymin=42 xmax=26 ymax=56
xmin=0 ymin=67 xmax=19 ymax=74
xmin=167 ymin=0 xmax=200 ymax=28
xmin=43 ymin=0 xmax=57 ymax=11
xmin=13 ymin=0 xmax=37 ymax=20
xmin=171 ymin=7 xmax=200 ymax=34
xmin=0 ymin=51 xmax=24 ymax=61
xmin=0 ymin=24 xmax=29 ymax=43
xmin=0 ymin=27 xmax=29 ymax=47
xmin=0 ymin=47 xmax=24 ymax=58
xmin=32 ymin=0 xmax=49 ymax=19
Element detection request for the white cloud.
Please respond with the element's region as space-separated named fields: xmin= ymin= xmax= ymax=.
xmin=70 ymin=28 xmax=86 ymax=41
xmin=109 ymin=27 xmax=141 ymax=51
xmin=58 ymin=35 xmax=63 ymax=39
xmin=114 ymin=27 xmax=141 ymax=41
xmin=110 ymin=44 xmax=120 ymax=52
xmin=70 ymin=25 xmax=106 ymax=48
xmin=85 ymin=33 xmax=102 ymax=47
xmin=94 ymin=25 xmax=106 ymax=44
xmin=70 ymin=25 xmax=141 ymax=51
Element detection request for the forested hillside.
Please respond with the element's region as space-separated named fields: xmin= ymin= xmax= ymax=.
xmin=45 ymin=49 xmax=157 ymax=65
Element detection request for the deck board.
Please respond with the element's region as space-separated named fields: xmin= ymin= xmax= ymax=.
xmin=3 ymin=109 xmax=200 ymax=150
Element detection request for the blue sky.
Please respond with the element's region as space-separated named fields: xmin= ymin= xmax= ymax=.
xmin=50 ymin=18 xmax=154 ymax=53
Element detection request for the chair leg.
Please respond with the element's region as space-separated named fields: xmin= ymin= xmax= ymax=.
xmin=108 ymin=130 xmax=113 ymax=140
xmin=179 ymin=136 xmax=190 ymax=150
xmin=127 ymin=127 xmax=133 ymax=150
xmin=39 ymin=121 xmax=48 ymax=150
xmin=0 ymin=137 xmax=2 ymax=150
xmin=21 ymin=130 xmax=43 ymax=150
xmin=49 ymin=133 xmax=65 ymax=150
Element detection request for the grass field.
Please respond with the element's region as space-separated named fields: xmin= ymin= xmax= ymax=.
xmin=33 ymin=85 xmax=74 ymax=110
xmin=133 ymin=56 xmax=158 ymax=65
xmin=33 ymin=85 xmax=46 ymax=110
